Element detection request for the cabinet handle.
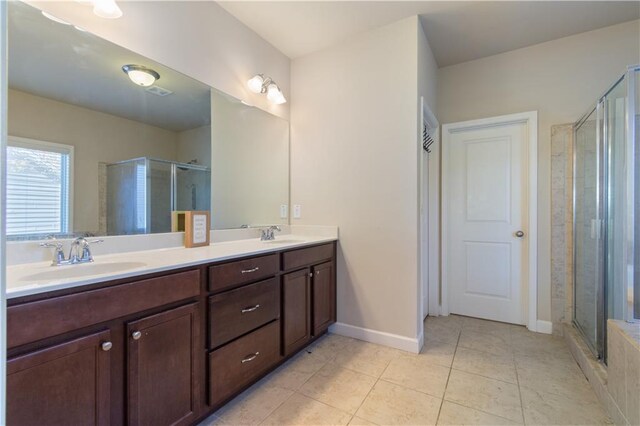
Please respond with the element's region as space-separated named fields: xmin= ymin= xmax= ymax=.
xmin=241 ymin=352 xmax=260 ymax=363
xmin=241 ymin=304 xmax=261 ymax=313
xmin=316 ymin=271 xmax=320 ymax=275
xmin=241 ymin=267 xmax=259 ymax=274
xmin=309 ymin=272 xmax=313 ymax=278
xmin=101 ymin=341 xmax=113 ymax=351
xmin=131 ymin=331 xmax=142 ymax=340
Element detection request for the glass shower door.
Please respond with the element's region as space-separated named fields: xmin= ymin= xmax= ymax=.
xmin=574 ymin=105 xmax=604 ymax=355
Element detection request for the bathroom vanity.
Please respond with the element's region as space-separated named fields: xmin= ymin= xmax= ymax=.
xmin=5 ymin=240 xmax=337 ymax=426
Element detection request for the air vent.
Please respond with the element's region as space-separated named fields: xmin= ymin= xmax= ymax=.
xmin=145 ymin=85 xmax=173 ymax=97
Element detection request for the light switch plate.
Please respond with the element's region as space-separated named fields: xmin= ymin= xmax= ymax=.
xmin=293 ymin=204 xmax=302 ymax=219
xmin=280 ymin=204 xmax=288 ymax=219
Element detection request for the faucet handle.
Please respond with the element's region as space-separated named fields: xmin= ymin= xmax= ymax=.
xmin=40 ymin=241 xmax=63 ymax=250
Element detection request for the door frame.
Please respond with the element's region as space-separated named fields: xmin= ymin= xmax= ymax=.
xmin=419 ymin=97 xmax=439 ymax=325
xmin=441 ymin=111 xmax=538 ymax=331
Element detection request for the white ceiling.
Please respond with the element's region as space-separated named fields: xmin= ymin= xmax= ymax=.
xmin=218 ymin=1 xmax=640 ymax=66
xmin=9 ymin=1 xmax=211 ymax=132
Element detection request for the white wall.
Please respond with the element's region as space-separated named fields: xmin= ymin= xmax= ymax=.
xmin=8 ymin=89 xmax=180 ymax=233
xmin=177 ymin=125 xmax=211 ymax=168
xmin=26 ymin=1 xmax=290 ymax=120
xmin=437 ymin=19 xmax=640 ymax=321
xmin=291 ymin=16 xmax=426 ymax=345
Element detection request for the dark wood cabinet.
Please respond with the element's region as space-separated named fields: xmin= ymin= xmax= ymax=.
xmin=312 ymin=261 xmax=336 ymax=336
xmin=127 ymin=303 xmax=200 ymax=426
xmin=7 ymin=330 xmax=111 ymax=426
xmin=6 ymin=241 xmax=336 ymax=426
xmin=282 ymin=268 xmax=312 ymax=356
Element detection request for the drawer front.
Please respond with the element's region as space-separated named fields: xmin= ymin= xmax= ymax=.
xmin=282 ymin=243 xmax=334 ymax=271
xmin=208 ymin=320 xmax=280 ymax=407
xmin=208 ymin=278 xmax=280 ymax=349
xmin=8 ymin=270 xmax=200 ymax=348
xmin=208 ymin=254 xmax=279 ymax=293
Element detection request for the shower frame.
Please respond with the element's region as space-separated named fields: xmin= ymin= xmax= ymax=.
xmin=572 ymin=65 xmax=639 ymax=361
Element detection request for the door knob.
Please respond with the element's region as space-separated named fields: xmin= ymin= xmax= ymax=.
xmin=131 ymin=331 xmax=142 ymax=340
xmin=515 ymin=230 xmax=525 ymax=238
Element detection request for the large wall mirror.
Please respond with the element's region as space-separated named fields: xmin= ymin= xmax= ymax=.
xmin=7 ymin=1 xmax=289 ymax=239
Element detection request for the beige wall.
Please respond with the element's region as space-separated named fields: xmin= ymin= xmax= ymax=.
xmin=8 ymin=89 xmax=179 ymax=233
xmin=27 ymin=1 xmax=290 ymax=120
xmin=437 ymin=19 xmax=640 ymax=322
xmin=291 ymin=17 xmax=426 ymax=340
xmin=178 ymin=125 xmax=211 ymax=168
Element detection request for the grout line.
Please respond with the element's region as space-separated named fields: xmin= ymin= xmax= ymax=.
xmin=435 ymin=324 xmax=461 ymax=425
xmin=512 ymin=340 xmax=527 ymax=426
xmin=442 ymin=400 xmax=524 ymax=425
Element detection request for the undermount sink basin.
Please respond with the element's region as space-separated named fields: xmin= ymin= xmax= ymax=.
xmin=20 ymin=261 xmax=148 ymax=282
xmin=261 ymin=239 xmax=305 ymax=244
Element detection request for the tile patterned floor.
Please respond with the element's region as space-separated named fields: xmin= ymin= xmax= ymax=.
xmin=200 ymin=315 xmax=612 ymax=425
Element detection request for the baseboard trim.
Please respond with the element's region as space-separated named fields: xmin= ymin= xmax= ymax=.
xmin=329 ymin=322 xmax=421 ymax=353
xmin=535 ymin=320 xmax=553 ymax=334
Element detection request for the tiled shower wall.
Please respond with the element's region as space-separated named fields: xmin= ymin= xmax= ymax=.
xmin=550 ymin=124 xmax=574 ymax=335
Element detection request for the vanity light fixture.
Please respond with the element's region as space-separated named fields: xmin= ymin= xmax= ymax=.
xmin=247 ymin=74 xmax=286 ymax=104
xmin=122 ymin=64 xmax=160 ymax=87
xmin=74 ymin=0 xmax=123 ymax=19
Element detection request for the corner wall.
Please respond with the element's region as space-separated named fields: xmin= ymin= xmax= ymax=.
xmin=291 ymin=16 xmax=429 ymax=348
xmin=437 ymin=19 xmax=640 ymax=323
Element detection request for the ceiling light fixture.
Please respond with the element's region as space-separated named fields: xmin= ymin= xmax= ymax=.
xmin=122 ymin=64 xmax=160 ymax=87
xmin=41 ymin=11 xmax=71 ymax=25
xmin=247 ymin=74 xmax=287 ymax=105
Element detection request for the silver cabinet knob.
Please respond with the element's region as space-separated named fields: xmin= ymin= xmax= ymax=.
xmin=131 ymin=331 xmax=142 ymax=340
xmin=101 ymin=341 xmax=113 ymax=351
xmin=308 ymin=272 xmax=313 ymax=278
xmin=515 ymin=230 xmax=525 ymax=238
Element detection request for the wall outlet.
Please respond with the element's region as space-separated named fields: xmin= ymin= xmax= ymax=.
xmin=280 ymin=204 xmax=288 ymax=219
xmin=293 ymin=204 xmax=302 ymax=219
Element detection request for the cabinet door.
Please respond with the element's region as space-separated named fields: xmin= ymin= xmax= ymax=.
xmin=7 ymin=330 xmax=111 ymax=426
xmin=127 ymin=303 xmax=200 ymax=426
xmin=282 ymin=268 xmax=311 ymax=356
xmin=312 ymin=261 xmax=335 ymax=336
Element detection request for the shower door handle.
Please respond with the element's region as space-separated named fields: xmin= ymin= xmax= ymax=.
xmin=515 ymin=230 xmax=525 ymax=238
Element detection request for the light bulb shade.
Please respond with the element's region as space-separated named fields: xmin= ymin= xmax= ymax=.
xmin=122 ymin=65 xmax=160 ymax=87
xmin=247 ymin=75 xmax=265 ymax=93
xmin=266 ymin=83 xmax=286 ymax=104
xmin=93 ymin=0 xmax=123 ymax=19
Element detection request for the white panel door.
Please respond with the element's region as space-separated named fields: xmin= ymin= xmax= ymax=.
xmin=447 ymin=121 xmax=528 ymax=324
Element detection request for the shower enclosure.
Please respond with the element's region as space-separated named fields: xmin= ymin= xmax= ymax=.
xmin=573 ymin=65 xmax=639 ymax=361
xmin=106 ymin=158 xmax=211 ymax=235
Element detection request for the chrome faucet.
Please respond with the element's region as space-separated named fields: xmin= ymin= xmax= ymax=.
xmin=260 ymin=226 xmax=281 ymax=241
xmin=40 ymin=236 xmax=104 ymax=266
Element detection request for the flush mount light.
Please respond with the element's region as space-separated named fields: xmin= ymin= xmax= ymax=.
xmin=122 ymin=64 xmax=160 ymax=87
xmin=41 ymin=11 xmax=71 ymax=25
xmin=246 ymin=74 xmax=287 ymax=104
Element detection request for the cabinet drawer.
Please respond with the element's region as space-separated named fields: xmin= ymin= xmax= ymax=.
xmin=208 ymin=254 xmax=279 ymax=293
xmin=8 ymin=270 xmax=200 ymax=348
xmin=208 ymin=278 xmax=280 ymax=349
xmin=208 ymin=320 xmax=280 ymax=407
xmin=282 ymin=243 xmax=334 ymax=271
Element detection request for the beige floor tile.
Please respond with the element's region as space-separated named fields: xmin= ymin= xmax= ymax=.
xmin=261 ymin=393 xmax=352 ymax=426
xmin=425 ymin=315 xmax=464 ymax=329
xmin=381 ymin=355 xmax=451 ymax=398
xmin=452 ymin=347 xmax=517 ymax=384
xmin=419 ymin=339 xmax=457 ymax=368
xmin=332 ymin=339 xmax=403 ymax=377
xmin=462 ymin=317 xmax=512 ymax=340
xmin=444 ymin=370 xmax=523 ymax=423
xmin=348 ymin=416 xmax=379 ymax=425
xmin=458 ymin=330 xmax=511 ymax=357
xmin=356 ymin=380 xmax=442 ymax=426
xmin=299 ymin=364 xmax=377 ymax=414
xmin=261 ymin=351 xmax=328 ymax=391
xmin=213 ymin=383 xmax=293 ymax=426
xmin=520 ymin=386 xmax=612 ymax=425
xmin=437 ymin=401 xmax=522 ymax=425
xmin=306 ymin=333 xmax=354 ymax=361
xmin=511 ymin=331 xmax=570 ymax=357
xmin=425 ymin=320 xmax=462 ymax=345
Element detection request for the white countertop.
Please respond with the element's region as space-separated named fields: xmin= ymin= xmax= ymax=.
xmin=6 ymin=234 xmax=337 ymax=299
